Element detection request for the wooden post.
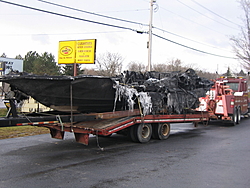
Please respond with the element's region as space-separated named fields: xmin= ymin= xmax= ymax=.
xmin=73 ymin=63 xmax=77 ymax=76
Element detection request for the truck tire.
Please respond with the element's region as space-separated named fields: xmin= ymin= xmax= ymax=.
xmin=230 ymin=107 xmax=237 ymax=126
xmin=152 ymin=123 xmax=170 ymax=140
xmin=132 ymin=123 xmax=152 ymax=143
xmin=236 ymin=107 xmax=241 ymax=124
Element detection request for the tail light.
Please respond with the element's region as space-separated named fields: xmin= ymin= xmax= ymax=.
xmin=230 ymin=98 xmax=235 ymax=108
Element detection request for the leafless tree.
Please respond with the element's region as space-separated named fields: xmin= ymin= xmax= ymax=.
xmin=152 ymin=59 xmax=185 ymax=72
xmin=231 ymin=0 xmax=250 ymax=71
xmin=127 ymin=61 xmax=146 ymax=72
xmin=152 ymin=63 xmax=168 ymax=72
xmin=96 ymin=52 xmax=123 ymax=76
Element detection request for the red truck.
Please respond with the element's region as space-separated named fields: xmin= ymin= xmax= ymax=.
xmin=197 ymin=76 xmax=249 ymax=125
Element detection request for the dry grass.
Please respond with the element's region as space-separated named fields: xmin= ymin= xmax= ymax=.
xmin=0 ymin=108 xmax=50 ymax=140
xmin=0 ymin=126 xmax=50 ymax=140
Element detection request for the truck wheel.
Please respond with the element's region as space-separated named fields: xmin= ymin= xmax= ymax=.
xmin=134 ymin=123 xmax=152 ymax=143
xmin=236 ymin=107 xmax=241 ymax=124
xmin=152 ymin=123 xmax=170 ymax=140
xmin=230 ymin=107 xmax=237 ymax=126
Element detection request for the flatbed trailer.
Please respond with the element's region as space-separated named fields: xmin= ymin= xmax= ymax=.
xmin=8 ymin=110 xmax=210 ymax=145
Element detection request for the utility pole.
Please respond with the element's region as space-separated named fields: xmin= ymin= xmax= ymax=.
xmin=147 ymin=0 xmax=155 ymax=71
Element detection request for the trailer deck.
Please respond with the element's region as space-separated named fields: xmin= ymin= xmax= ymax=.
xmin=39 ymin=111 xmax=210 ymax=145
xmin=0 ymin=108 xmax=210 ymax=145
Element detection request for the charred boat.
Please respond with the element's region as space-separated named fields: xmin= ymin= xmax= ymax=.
xmin=0 ymin=73 xmax=123 ymax=113
xmin=0 ymin=69 xmax=214 ymax=114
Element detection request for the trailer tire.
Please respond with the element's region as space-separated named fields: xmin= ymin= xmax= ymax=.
xmin=152 ymin=123 xmax=170 ymax=140
xmin=129 ymin=125 xmax=139 ymax=142
xmin=135 ymin=123 xmax=152 ymax=143
xmin=236 ymin=107 xmax=241 ymax=124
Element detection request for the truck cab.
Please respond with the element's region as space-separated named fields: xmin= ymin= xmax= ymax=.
xmin=216 ymin=77 xmax=249 ymax=115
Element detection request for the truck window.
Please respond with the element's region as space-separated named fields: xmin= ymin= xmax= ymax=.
xmin=226 ymin=83 xmax=239 ymax=91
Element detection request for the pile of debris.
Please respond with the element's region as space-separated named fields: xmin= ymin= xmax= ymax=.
xmin=114 ymin=69 xmax=214 ymax=115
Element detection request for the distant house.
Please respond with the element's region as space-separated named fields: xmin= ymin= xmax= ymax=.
xmin=0 ymin=57 xmax=23 ymax=75
xmin=222 ymin=67 xmax=248 ymax=77
xmin=238 ymin=70 xmax=247 ymax=76
xmin=20 ymin=97 xmax=52 ymax=113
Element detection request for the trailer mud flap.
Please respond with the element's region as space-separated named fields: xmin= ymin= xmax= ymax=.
xmin=74 ymin=133 xmax=89 ymax=145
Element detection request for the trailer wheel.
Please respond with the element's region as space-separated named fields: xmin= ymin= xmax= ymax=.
xmin=129 ymin=125 xmax=139 ymax=142
xmin=137 ymin=123 xmax=152 ymax=143
xmin=236 ymin=107 xmax=241 ymax=124
xmin=152 ymin=123 xmax=170 ymax=140
xmin=130 ymin=124 xmax=152 ymax=143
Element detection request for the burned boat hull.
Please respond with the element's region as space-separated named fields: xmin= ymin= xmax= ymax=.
xmin=0 ymin=69 xmax=214 ymax=115
xmin=1 ymin=74 xmax=121 ymax=113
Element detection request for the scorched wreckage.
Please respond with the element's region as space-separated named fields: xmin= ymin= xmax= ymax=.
xmin=0 ymin=69 xmax=249 ymax=145
xmin=1 ymin=69 xmax=213 ymax=115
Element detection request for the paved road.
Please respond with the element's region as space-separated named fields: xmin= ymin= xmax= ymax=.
xmin=1 ymin=119 xmax=250 ymax=188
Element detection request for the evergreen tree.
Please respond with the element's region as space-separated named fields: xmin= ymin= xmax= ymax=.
xmin=15 ymin=54 xmax=23 ymax=60
xmin=61 ymin=64 xmax=84 ymax=76
xmin=1 ymin=53 xmax=7 ymax=58
xmin=23 ymin=51 xmax=39 ymax=73
xmin=23 ymin=51 xmax=60 ymax=75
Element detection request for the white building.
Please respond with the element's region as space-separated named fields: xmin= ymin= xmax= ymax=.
xmin=0 ymin=57 xmax=23 ymax=75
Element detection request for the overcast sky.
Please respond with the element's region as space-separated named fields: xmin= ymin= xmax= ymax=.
xmin=0 ymin=0 xmax=244 ymax=74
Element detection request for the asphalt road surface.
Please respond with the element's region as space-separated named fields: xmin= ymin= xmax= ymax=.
xmin=1 ymin=119 xmax=250 ymax=188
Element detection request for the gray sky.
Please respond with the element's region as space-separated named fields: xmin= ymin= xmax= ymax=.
xmin=0 ymin=0 xmax=244 ymax=74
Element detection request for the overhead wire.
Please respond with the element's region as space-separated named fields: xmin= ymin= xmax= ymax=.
xmin=0 ymin=0 xmax=147 ymax=33
xmin=0 ymin=0 xmax=237 ymax=60
xmin=98 ymin=8 xmax=149 ymax=14
xmin=38 ymin=0 xmax=149 ymax=26
xmin=190 ymin=0 xmax=241 ymax=27
xmin=160 ymin=6 xmax=226 ymax=35
xmin=175 ymin=0 xmax=239 ymax=30
xmin=153 ymin=26 xmax=232 ymax=53
xmin=39 ymin=0 xmax=233 ymax=53
xmin=0 ymin=30 xmax=127 ymax=36
xmin=152 ymin=33 xmax=237 ymax=59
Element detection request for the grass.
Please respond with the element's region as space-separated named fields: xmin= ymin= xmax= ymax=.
xmin=0 ymin=108 xmax=7 ymax=117
xmin=0 ymin=108 xmax=50 ymax=140
xmin=0 ymin=126 xmax=50 ymax=140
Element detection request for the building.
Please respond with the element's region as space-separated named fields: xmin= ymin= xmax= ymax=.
xmin=0 ymin=57 xmax=23 ymax=75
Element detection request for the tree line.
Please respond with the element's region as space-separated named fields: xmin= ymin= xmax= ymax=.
xmin=1 ymin=51 xmax=219 ymax=79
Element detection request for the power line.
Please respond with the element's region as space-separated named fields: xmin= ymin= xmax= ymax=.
xmin=153 ymin=26 xmax=232 ymax=53
xmin=190 ymin=0 xmax=241 ymax=27
xmin=160 ymin=7 xmax=226 ymax=35
xmin=38 ymin=0 xmax=148 ymax=26
xmin=0 ymin=0 xmax=147 ymax=33
xmin=0 ymin=30 xmax=127 ymax=36
xmin=0 ymin=0 xmax=237 ymax=60
xmin=36 ymin=0 xmax=232 ymax=54
xmin=175 ymin=0 xmax=239 ymax=30
xmin=152 ymin=33 xmax=237 ymax=59
xmin=97 ymin=8 xmax=149 ymax=14
xmin=38 ymin=0 xmax=232 ymax=54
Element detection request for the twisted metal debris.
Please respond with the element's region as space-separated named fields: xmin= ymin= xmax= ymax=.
xmin=114 ymin=69 xmax=213 ymax=115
